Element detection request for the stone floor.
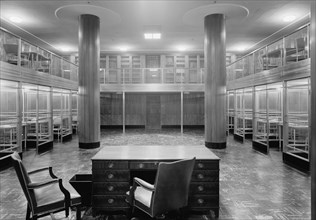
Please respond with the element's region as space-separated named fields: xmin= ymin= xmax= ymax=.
xmin=0 ymin=129 xmax=311 ymax=220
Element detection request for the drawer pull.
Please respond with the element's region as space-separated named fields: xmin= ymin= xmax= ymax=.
xmin=197 ymin=163 xmax=204 ymax=168
xmin=198 ymin=186 xmax=204 ymax=192
xmin=108 ymin=198 xmax=114 ymax=204
xmin=107 ymin=186 xmax=114 ymax=191
xmin=108 ymin=163 xmax=114 ymax=168
xmin=197 ymin=199 xmax=204 ymax=204
xmin=107 ymin=173 xmax=114 ymax=179
xmin=197 ymin=174 xmax=204 ymax=179
xmin=138 ymin=163 xmax=144 ymax=168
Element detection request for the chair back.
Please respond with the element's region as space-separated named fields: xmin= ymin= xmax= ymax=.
xmin=11 ymin=152 xmax=36 ymax=211
xmin=152 ymin=157 xmax=195 ymax=216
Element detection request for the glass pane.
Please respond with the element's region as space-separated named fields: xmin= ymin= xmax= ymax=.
xmin=284 ymin=78 xmax=309 ymax=161
xmin=266 ymin=39 xmax=283 ymax=69
xmin=254 ymin=47 xmax=267 ymax=73
xmin=284 ymin=27 xmax=308 ymax=64
xmin=0 ymin=80 xmax=19 ymax=152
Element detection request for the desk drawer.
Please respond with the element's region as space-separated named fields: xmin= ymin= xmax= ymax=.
xmin=189 ymin=195 xmax=219 ymax=208
xmin=130 ymin=161 xmax=159 ymax=170
xmin=93 ymin=170 xmax=130 ymax=182
xmin=190 ymin=182 xmax=219 ymax=194
xmin=195 ymin=161 xmax=219 ymax=170
xmin=192 ymin=170 xmax=219 ymax=182
xmin=93 ymin=161 xmax=128 ymax=170
xmin=93 ymin=182 xmax=130 ymax=195
xmin=92 ymin=195 xmax=129 ymax=208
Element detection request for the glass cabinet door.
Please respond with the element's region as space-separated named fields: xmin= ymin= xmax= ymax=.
xmin=23 ymin=84 xmax=53 ymax=153
xmin=53 ymin=89 xmax=72 ymax=142
xmin=227 ymin=91 xmax=235 ymax=133
xmin=234 ymin=89 xmax=244 ymax=138
xmin=253 ymin=85 xmax=268 ymax=149
xmin=267 ymin=83 xmax=283 ymax=150
xmin=284 ymin=78 xmax=310 ymax=161
xmin=0 ymin=80 xmax=19 ymax=153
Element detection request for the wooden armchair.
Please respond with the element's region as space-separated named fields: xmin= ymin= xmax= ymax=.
xmin=11 ymin=152 xmax=81 ymax=220
xmin=126 ymin=157 xmax=196 ymax=219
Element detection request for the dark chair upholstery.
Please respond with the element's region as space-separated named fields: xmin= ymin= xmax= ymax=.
xmin=11 ymin=152 xmax=81 ymax=220
xmin=127 ymin=157 xmax=196 ymax=218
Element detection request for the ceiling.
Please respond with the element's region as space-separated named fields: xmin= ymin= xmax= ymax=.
xmin=0 ymin=0 xmax=312 ymax=56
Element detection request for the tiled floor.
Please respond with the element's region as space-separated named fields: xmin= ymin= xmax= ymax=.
xmin=0 ymin=129 xmax=311 ymax=220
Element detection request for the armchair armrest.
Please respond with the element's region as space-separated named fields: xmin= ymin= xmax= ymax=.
xmin=28 ymin=179 xmax=59 ymax=189
xmin=27 ymin=178 xmax=71 ymax=214
xmin=28 ymin=166 xmax=58 ymax=179
xmin=134 ymin=177 xmax=155 ymax=191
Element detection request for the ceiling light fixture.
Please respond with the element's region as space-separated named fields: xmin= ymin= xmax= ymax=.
xmin=177 ymin=46 xmax=187 ymax=51
xmin=283 ymin=15 xmax=296 ymax=22
xmin=59 ymin=47 xmax=71 ymax=52
xmin=119 ymin=47 xmax=128 ymax=51
xmin=55 ymin=45 xmax=72 ymax=52
xmin=9 ymin=16 xmax=22 ymax=23
xmin=144 ymin=33 xmax=161 ymax=40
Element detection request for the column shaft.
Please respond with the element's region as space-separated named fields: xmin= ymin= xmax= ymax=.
xmin=204 ymin=14 xmax=227 ymax=149
xmin=310 ymin=1 xmax=316 ymax=219
xmin=78 ymin=14 xmax=100 ymax=148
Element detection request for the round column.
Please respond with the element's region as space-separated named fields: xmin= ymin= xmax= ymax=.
xmin=78 ymin=14 xmax=100 ymax=149
xmin=204 ymin=14 xmax=227 ymax=149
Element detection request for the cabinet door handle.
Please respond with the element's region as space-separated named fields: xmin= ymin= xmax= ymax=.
xmin=108 ymin=185 xmax=114 ymax=191
xmin=108 ymin=163 xmax=114 ymax=168
xmin=197 ymin=163 xmax=204 ymax=168
xmin=197 ymin=198 xmax=204 ymax=204
xmin=197 ymin=173 xmax=204 ymax=179
xmin=107 ymin=173 xmax=114 ymax=179
xmin=108 ymin=198 xmax=114 ymax=204
xmin=138 ymin=163 xmax=144 ymax=169
xmin=198 ymin=185 xmax=204 ymax=192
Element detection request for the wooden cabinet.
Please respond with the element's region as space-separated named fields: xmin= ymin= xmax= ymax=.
xmin=91 ymin=145 xmax=220 ymax=217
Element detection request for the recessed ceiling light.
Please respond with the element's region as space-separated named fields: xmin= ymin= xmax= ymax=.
xmin=119 ymin=47 xmax=128 ymax=51
xmin=283 ymin=15 xmax=296 ymax=22
xmin=59 ymin=47 xmax=71 ymax=52
xmin=152 ymin=33 xmax=161 ymax=39
xmin=9 ymin=16 xmax=22 ymax=23
xmin=56 ymin=45 xmax=72 ymax=52
xmin=144 ymin=33 xmax=161 ymax=40
xmin=177 ymin=46 xmax=187 ymax=51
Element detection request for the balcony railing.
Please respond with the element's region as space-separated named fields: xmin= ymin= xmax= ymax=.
xmin=99 ymin=68 xmax=205 ymax=84
xmin=226 ymin=24 xmax=310 ymax=81
xmin=0 ymin=28 xmax=78 ymax=82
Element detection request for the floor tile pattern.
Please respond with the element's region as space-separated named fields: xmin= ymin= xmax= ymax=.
xmin=0 ymin=129 xmax=311 ymax=220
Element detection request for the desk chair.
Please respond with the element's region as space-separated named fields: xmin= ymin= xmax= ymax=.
xmin=11 ymin=152 xmax=81 ymax=220
xmin=126 ymin=157 xmax=196 ymax=219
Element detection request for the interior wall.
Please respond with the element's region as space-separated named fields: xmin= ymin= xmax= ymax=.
xmin=125 ymin=93 xmax=146 ymax=126
xmin=100 ymin=92 xmax=205 ymax=127
xmin=100 ymin=93 xmax=123 ymax=126
xmin=161 ymin=93 xmax=181 ymax=126
xmin=184 ymin=92 xmax=204 ymax=125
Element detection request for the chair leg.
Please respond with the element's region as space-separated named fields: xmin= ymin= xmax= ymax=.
xmin=65 ymin=207 xmax=69 ymax=217
xmin=26 ymin=204 xmax=31 ymax=220
xmin=76 ymin=205 xmax=81 ymax=220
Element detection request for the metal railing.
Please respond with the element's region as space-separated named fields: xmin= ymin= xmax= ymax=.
xmin=99 ymin=68 xmax=205 ymax=84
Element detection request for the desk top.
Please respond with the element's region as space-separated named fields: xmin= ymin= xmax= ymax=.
xmin=92 ymin=145 xmax=220 ymax=161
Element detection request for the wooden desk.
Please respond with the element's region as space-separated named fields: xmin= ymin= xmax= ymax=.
xmin=91 ymin=145 xmax=220 ymax=216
